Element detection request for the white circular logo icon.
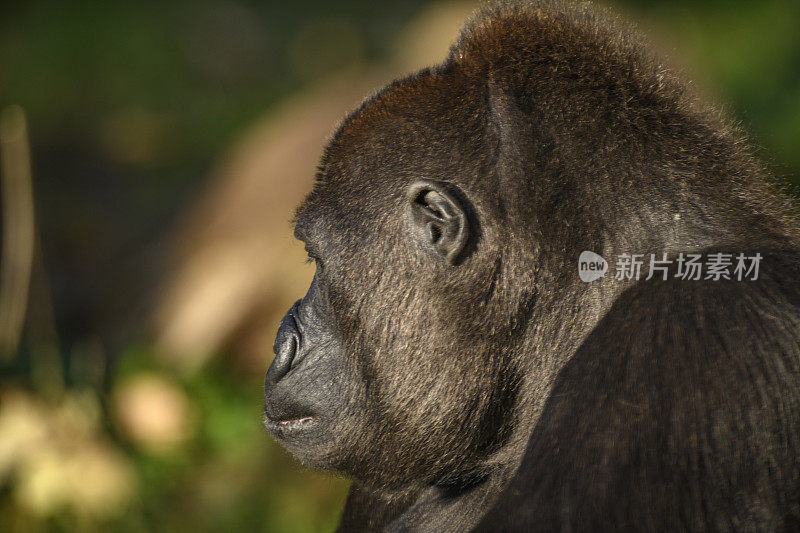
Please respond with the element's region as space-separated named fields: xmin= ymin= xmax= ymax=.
xmin=578 ymin=251 xmax=608 ymax=282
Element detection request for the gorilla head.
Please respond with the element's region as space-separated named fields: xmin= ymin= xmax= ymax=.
xmin=265 ymin=1 xmax=800 ymax=530
xmin=264 ymin=59 xmax=531 ymax=489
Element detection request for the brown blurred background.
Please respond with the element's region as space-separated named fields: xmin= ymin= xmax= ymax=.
xmin=1 ymin=0 xmax=798 ymax=531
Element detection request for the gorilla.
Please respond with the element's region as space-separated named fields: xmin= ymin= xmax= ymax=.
xmin=264 ymin=1 xmax=800 ymax=530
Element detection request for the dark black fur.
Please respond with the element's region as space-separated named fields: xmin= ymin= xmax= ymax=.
xmin=264 ymin=1 xmax=800 ymax=530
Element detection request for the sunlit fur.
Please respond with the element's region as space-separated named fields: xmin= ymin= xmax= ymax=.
xmin=266 ymin=1 xmax=800 ymax=530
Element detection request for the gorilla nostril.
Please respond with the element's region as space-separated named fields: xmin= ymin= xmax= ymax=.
xmin=267 ymin=316 xmax=299 ymax=385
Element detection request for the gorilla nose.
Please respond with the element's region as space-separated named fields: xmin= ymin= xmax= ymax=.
xmin=266 ymin=304 xmax=301 ymax=385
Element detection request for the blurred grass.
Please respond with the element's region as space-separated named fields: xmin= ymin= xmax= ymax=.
xmin=0 ymin=1 xmax=798 ymax=531
xmin=109 ymin=348 xmax=348 ymax=533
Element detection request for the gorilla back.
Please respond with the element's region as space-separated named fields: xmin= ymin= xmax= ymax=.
xmin=264 ymin=1 xmax=800 ymax=530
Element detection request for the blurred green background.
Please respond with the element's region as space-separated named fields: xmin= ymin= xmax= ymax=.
xmin=0 ymin=1 xmax=798 ymax=531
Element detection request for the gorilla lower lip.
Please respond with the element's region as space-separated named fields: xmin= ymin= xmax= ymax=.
xmin=264 ymin=414 xmax=318 ymax=434
xmin=278 ymin=416 xmax=314 ymax=426
xmin=265 ymin=414 xmax=317 ymax=436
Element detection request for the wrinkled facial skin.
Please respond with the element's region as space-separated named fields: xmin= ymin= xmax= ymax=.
xmin=263 ymin=270 xmax=355 ymax=467
xmin=264 ymin=66 xmax=527 ymax=490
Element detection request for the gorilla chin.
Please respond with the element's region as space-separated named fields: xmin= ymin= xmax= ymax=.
xmin=264 ymin=376 xmax=344 ymax=470
xmin=262 ymin=417 xmax=327 ymax=465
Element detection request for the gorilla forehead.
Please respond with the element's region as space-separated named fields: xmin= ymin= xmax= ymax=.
xmin=330 ymin=71 xmax=486 ymax=179
xmin=334 ymin=68 xmax=484 ymax=156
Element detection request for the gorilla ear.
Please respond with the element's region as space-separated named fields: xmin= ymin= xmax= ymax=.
xmin=406 ymin=179 xmax=469 ymax=265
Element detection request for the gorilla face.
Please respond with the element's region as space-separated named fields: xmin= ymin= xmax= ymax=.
xmin=264 ymin=67 xmax=530 ymax=489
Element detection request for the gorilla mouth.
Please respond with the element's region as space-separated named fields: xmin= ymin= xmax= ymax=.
xmin=264 ymin=413 xmax=318 ymax=434
xmin=277 ymin=416 xmax=314 ymax=426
